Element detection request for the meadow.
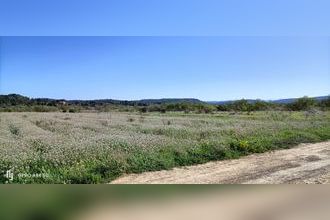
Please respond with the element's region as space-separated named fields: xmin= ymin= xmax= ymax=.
xmin=1 ymin=111 xmax=330 ymax=183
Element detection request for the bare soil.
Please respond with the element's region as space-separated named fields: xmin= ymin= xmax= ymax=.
xmin=112 ymin=141 xmax=330 ymax=184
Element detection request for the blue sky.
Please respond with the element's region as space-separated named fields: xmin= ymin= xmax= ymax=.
xmin=0 ymin=0 xmax=329 ymax=36
xmin=0 ymin=1 xmax=329 ymax=100
xmin=0 ymin=37 xmax=329 ymax=100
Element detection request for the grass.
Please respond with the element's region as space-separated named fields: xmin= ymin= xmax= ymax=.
xmin=0 ymin=111 xmax=329 ymax=183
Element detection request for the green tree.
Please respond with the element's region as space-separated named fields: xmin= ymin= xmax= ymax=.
xmin=287 ymin=96 xmax=316 ymax=111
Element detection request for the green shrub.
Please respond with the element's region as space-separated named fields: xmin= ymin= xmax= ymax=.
xmin=68 ymin=108 xmax=78 ymax=113
xmin=9 ymin=124 xmax=20 ymax=136
xmin=287 ymin=96 xmax=316 ymax=111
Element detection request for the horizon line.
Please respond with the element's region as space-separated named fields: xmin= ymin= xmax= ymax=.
xmin=1 ymin=93 xmax=329 ymax=102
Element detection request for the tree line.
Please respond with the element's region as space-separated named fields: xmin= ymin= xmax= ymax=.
xmin=216 ymin=97 xmax=330 ymax=112
xmin=0 ymin=94 xmax=329 ymax=112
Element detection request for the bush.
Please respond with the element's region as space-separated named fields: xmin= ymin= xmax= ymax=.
xmin=218 ymin=100 xmax=272 ymax=112
xmin=9 ymin=124 xmax=20 ymax=136
xmin=68 ymin=109 xmax=77 ymax=113
xmin=139 ymin=107 xmax=148 ymax=113
xmin=287 ymin=96 xmax=316 ymax=111
xmin=32 ymin=105 xmax=55 ymax=112
xmin=318 ymin=97 xmax=330 ymax=110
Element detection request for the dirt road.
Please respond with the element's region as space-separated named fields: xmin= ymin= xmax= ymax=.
xmin=112 ymin=141 xmax=330 ymax=184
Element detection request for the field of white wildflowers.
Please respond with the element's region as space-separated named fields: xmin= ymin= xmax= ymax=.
xmin=1 ymin=111 xmax=329 ymax=183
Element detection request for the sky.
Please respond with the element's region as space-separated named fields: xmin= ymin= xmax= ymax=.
xmin=0 ymin=36 xmax=329 ymax=101
xmin=0 ymin=0 xmax=329 ymax=36
xmin=0 ymin=0 xmax=329 ymax=100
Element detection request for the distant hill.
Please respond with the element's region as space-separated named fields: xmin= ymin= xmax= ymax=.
xmin=69 ymin=98 xmax=204 ymax=106
xmin=208 ymin=99 xmax=260 ymax=105
xmin=0 ymin=94 xmax=30 ymax=105
xmin=1 ymin=93 xmax=329 ymax=107
xmin=0 ymin=94 xmax=205 ymax=106
xmin=138 ymin=98 xmax=204 ymax=105
xmin=208 ymin=96 xmax=330 ymax=105
xmin=271 ymin=96 xmax=330 ymax=104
